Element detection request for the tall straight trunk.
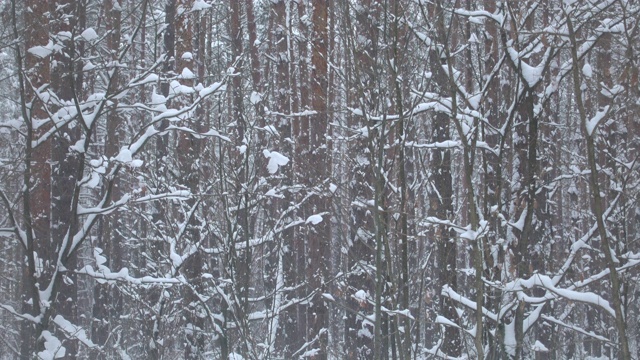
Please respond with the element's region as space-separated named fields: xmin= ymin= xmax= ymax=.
xmin=172 ymin=2 xmax=207 ymax=358
xmin=532 ymin=5 xmax=554 ymax=359
xmin=157 ymin=0 xmax=175 ymax=170
xmin=20 ymin=0 xmax=51 ymax=357
xmin=436 ymin=2 xmax=484 ymax=354
xmin=305 ymin=2 xmax=331 ymax=359
xmin=495 ymin=4 xmax=540 ymax=358
xmin=389 ymin=0 xmax=412 ymax=356
xmin=429 ymin=59 xmax=460 ymax=360
xmin=149 ymin=1 xmax=176 ymax=357
xmin=512 ymin=89 xmax=537 ymax=360
xmin=292 ymin=1 xmax=310 ymax=355
xmin=429 ymin=117 xmax=459 ymax=357
xmin=245 ymin=0 xmax=261 ymax=92
xmin=270 ymin=1 xmax=295 ymax=356
xmin=426 ymin=2 xmax=462 ymax=356
xmin=93 ymin=1 xmax=124 ymax=355
xmin=341 ymin=1 xmax=381 ymax=358
xmin=567 ymin=16 xmax=631 ymax=360
xmin=227 ymin=0 xmax=250 ymax=357
xmin=228 ymin=0 xmax=246 ymax=312
xmin=481 ymin=0 xmax=508 ymax=357
xmin=50 ymin=6 xmax=81 ymax=359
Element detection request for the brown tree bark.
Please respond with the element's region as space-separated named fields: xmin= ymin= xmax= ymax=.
xmin=343 ymin=1 xmax=380 ymax=358
xmin=305 ymin=1 xmax=331 ymax=359
xmin=294 ymin=1 xmax=310 ymax=355
xmin=567 ymin=15 xmax=631 ymax=360
xmin=92 ymin=1 xmax=125 ymax=355
xmin=50 ymin=6 xmax=82 ymax=355
xmin=227 ymin=0 xmax=252 ymax=356
xmin=149 ymin=1 xmax=176 ymax=357
xmin=20 ymin=0 xmax=51 ymax=357
xmin=172 ymin=2 xmax=207 ymax=358
xmin=427 ymin=2 xmax=461 ymax=355
xmin=389 ymin=0 xmax=412 ymax=357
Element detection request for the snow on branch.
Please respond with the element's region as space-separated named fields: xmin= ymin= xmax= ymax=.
xmin=79 ymin=263 xmax=182 ymax=286
xmin=441 ymin=285 xmax=498 ymax=322
xmin=53 ymin=315 xmax=98 ymax=350
xmin=504 ymin=274 xmax=616 ymax=318
xmin=541 ymin=315 xmax=612 ymax=344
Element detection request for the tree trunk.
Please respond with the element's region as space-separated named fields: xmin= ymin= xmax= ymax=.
xmin=20 ymin=0 xmax=51 ymax=356
xmin=93 ymin=1 xmax=125 ymax=356
xmin=567 ymin=15 xmax=631 ymax=360
xmin=50 ymin=4 xmax=81 ymax=354
xmin=305 ymin=2 xmax=331 ymax=359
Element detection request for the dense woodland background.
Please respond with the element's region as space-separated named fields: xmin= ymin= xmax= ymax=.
xmin=0 ymin=0 xmax=639 ymax=359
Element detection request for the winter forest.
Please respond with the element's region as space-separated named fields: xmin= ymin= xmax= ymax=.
xmin=1 ymin=0 xmax=640 ymax=359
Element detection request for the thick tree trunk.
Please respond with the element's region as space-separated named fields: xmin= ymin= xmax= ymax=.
xmin=567 ymin=16 xmax=631 ymax=360
xmin=50 ymin=5 xmax=81 ymax=355
xmin=20 ymin=0 xmax=51 ymax=357
xmin=93 ymin=1 xmax=124 ymax=355
xmin=304 ymin=2 xmax=331 ymax=359
xmin=426 ymin=2 xmax=463 ymax=357
xmin=342 ymin=2 xmax=380 ymax=358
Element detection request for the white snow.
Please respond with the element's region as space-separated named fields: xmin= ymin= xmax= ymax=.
xmin=198 ymin=81 xmax=225 ymax=98
xmin=586 ymin=106 xmax=609 ymax=136
xmin=70 ymin=138 xmax=86 ymax=153
xmin=192 ymin=0 xmax=212 ymax=11
xmin=129 ymin=73 xmax=159 ymax=87
xmin=510 ymin=206 xmax=527 ymax=231
xmin=600 ymin=84 xmax=624 ymax=98
xmin=435 ymin=315 xmax=460 ymax=329
xmin=354 ymin=289 xmax=368 ymax=302
xmin=521 ymin=60 xmax=543 ymax=87
xmin=80 ymin=28 xmax=99 ymax=42
xmin=53 ymin=315 xmax=98 ymax=349
xmin=263 ymin=150 xmax=289 ymax=174
xmin=532 ymin=340 xmax=549 ymax=352
xmin=582 ymin=62 xmax=593 ymax=77
xmin=250 ymin=91 xmax=262 ymax=104
xmin=56 ymin=31 xmax=72 ymax=41
xmin=265 ymin=188 xmax=284 ymax=198
xmin=505 ymin=274 xmax=616 ymax=318
xmin=114 ymin=148 xmax=133 ymax=163
xmin=87 ymin=172 xmax=100 ymax=188
xmin=180 ymin=67 xmax=195 ymax=79
xmin=168 ymin=80 xmax=194 ymax=96
xmin=263 ymin=125 xmax=279 ymax=136
xmin=409 ymin=140 xmax=460 ymax=149
xmin=306 ymin=214 xmax=323 ymax=225
xmin=80 ymin=264 xmax=181 ymax=285
xmin=322 ymin=293 xmax=335 ymax=302
xmin=38 ymin=331 xmax=65 ymax=360
xmin=82 ymin=61 xmax=96 ymax=71
xmin=181 ymin=52 xmax=193 ymax=60
xmin=28 ymin=40 xmax=54 ymax=58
